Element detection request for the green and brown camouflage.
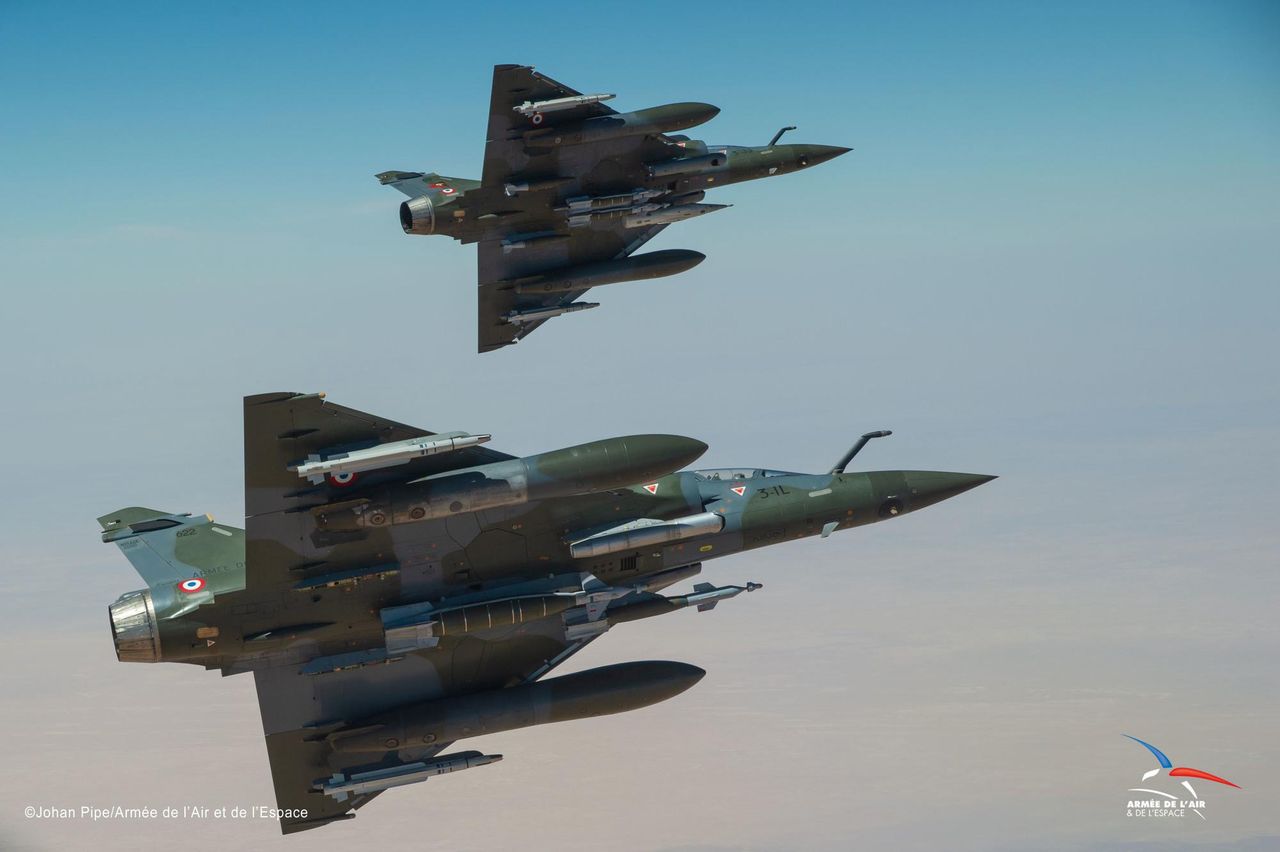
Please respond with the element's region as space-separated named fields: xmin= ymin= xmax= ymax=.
xmin=100 ymin=393 xmax=992 ymax=834
xmin=376 ymin=65 xmax=850 ymax=352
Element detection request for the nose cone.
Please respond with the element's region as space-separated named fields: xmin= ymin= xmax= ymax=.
xmin=903 ymin=471 xmax=996 ymax=510
xmin=796 ymin=144 xmax=852 ymax=168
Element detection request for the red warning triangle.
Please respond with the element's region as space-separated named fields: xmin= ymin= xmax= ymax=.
xmin=642 ymin=483 xmax=659 ymax=495
xmin=731 ymin=485 xmax=746 ymax=496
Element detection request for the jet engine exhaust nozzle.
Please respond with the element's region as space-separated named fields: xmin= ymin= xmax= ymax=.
xmin=109 ymin=588 xmax=161 ymax=663
xmin=400 ymin=195 xmax=434 ymax=235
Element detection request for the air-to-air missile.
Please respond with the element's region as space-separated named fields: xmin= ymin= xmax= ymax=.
xmin=290 ymin=432 xmax=493 ymax=483
xmin=99 ymin=394 xmax=994 ymax=833
xmin=512 ymin=92 xmax=616 ymax=115
xmin=321 ymin=752 xmax=503 ymax=802
xmin=376 ymin=64 xmax=853 ymax=352
xmin=504 ymin=301 xmax=598 ymax=325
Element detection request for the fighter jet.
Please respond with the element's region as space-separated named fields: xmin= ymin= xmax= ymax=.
xmin=101 ymin=393 xmax=992 ymax=834
xmin=376 ymin=64 xmax=850 ymax=352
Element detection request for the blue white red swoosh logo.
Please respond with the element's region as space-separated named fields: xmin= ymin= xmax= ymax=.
xmin=1125 ymin=735 xmax=1240 ymax=789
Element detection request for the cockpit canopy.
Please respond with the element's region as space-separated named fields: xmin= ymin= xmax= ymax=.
xmin=693 ymin=468 xmax=799 ymax=481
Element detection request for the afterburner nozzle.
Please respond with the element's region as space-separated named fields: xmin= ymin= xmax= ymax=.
xmin=108 ymin=589 xmax=160 ymax=663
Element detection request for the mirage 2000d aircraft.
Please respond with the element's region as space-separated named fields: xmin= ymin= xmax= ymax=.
xmin=101 ymin=392 xmax=992 ymax=834
xmin=377 ymin=64 xmax=849 ymax=352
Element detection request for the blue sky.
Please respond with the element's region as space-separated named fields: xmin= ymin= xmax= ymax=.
xmin=1 ymin=3 xmax=1278 ymax=850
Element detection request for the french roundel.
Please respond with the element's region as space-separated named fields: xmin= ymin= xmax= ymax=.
xmin=531 ymin=113 xmax=544 ymax=126
xmin=178 ymin=577 xmax=206 ymax=594
xmin=328 ymin=471 xmax=358 ymax=487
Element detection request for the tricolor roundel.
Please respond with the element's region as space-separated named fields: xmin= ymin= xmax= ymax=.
xmin=178 ymin=577 xmax=207 ymax=594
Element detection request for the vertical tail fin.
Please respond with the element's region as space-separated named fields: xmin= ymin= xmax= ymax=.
xmin=98 ymin=507 xmax=245 ymax=593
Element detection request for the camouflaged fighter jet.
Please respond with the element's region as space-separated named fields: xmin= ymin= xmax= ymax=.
xmin=101 ymin=393 xmax=992 ymax=834
xmin=376 ymin=64 xmax=849 ymax=352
